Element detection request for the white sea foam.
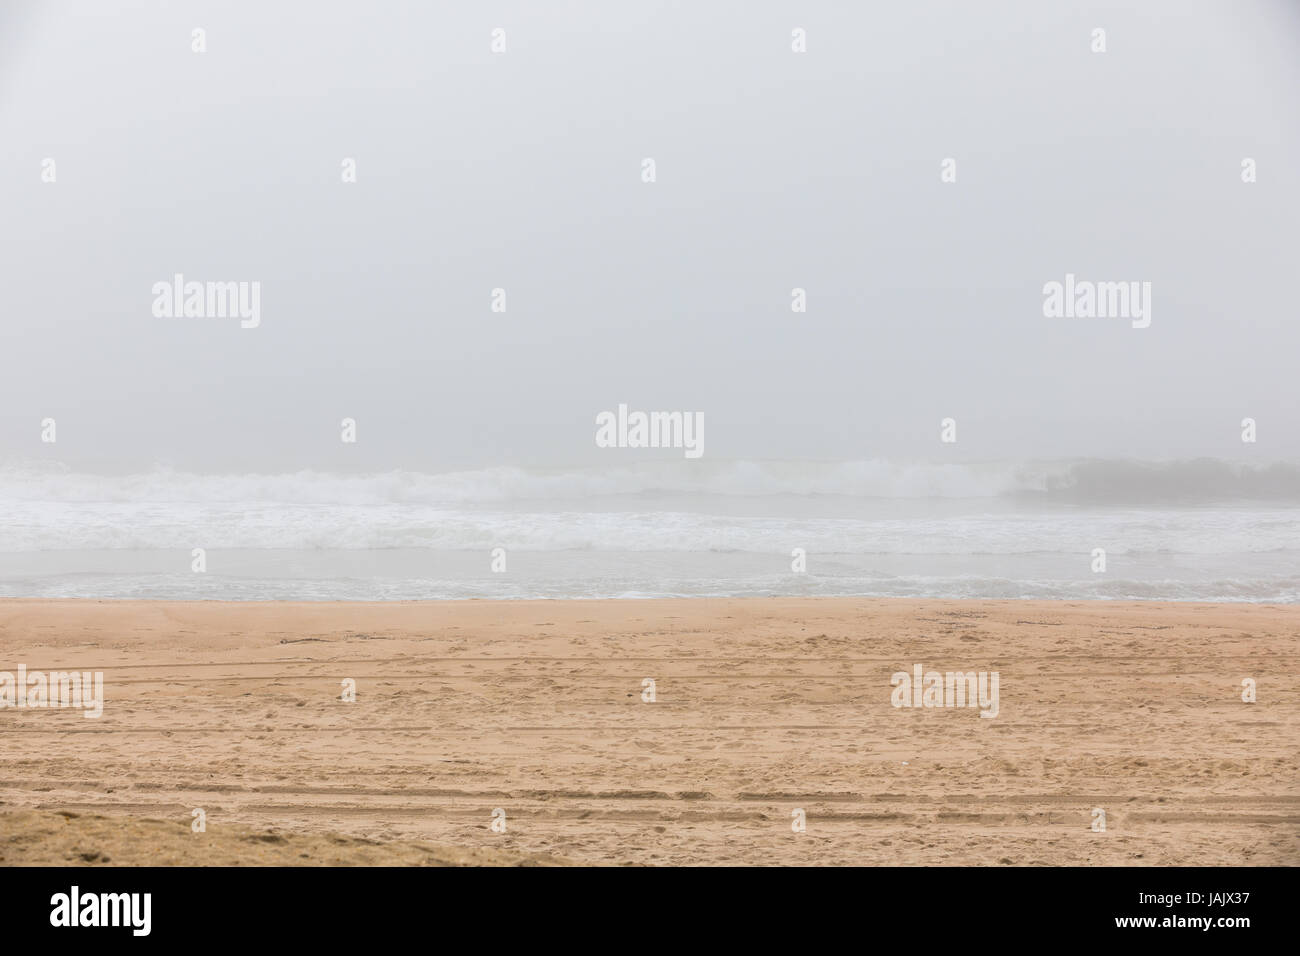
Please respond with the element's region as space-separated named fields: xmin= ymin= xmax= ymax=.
xmin=3 ymin=500 xmax=1300 ymax=555
xmin=2 ymin=458 xmax=1296 ymax=601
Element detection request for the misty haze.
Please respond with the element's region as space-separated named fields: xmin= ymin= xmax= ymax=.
xmin=1 ymin=1 xmax=1298 ymax=601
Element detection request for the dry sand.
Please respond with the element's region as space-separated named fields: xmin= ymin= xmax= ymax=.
xmin=1 ymin=809 xmax=572 ymax=866
xmin=0 ymin=598 xmax=1296 ymax=866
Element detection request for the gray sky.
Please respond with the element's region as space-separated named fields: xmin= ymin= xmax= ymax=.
xmin=2 ymin=0 xmax=1297 ymax=471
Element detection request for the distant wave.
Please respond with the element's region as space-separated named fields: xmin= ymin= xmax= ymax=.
xmin=1034 ymin=458 xmax=1300 ymax=503
xmin=2 ymin=457 xmax=1297 ymax=505
xmin=0 ymin=505 xmax=1295 ymax=552
xmin=3 ymin=457 xmax=1295 ymax=600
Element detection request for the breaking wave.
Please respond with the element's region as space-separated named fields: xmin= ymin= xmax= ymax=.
xmin=2 ymin=457 xmax=1297 ymax=505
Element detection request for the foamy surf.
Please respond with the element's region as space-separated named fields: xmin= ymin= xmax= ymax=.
xmin=2 ymin=458 xmax=1296 ymax=602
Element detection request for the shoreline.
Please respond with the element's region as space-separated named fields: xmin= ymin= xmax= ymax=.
xmin=2 ymin=595 xmax=1297 ymax=604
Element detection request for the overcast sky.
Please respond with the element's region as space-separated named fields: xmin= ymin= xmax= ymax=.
xmin=1 ymin=0 xmax=1297 ymax=472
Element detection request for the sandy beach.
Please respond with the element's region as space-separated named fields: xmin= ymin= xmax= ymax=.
xmin=1 ymin=598 xmax=1296 ymax=866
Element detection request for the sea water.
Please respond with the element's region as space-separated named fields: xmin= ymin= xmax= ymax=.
xmin=1 ymin=458 xmax=1296 ymax=602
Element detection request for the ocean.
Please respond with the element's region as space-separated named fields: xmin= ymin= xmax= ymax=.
xmin=1 ymin=458 xmax=1297 ymax=602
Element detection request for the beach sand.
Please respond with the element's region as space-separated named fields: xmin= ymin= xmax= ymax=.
xmin=1 ymin=598 xmax=1296 ymax=866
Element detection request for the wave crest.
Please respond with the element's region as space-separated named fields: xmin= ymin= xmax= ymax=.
xmin=2 ymin=457 xmax=1296 ymax=504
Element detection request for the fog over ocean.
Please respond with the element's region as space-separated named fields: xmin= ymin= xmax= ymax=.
xmin=2 ymin=457 xmax=1295 ymax=601
xmin=2 ymin=2 xmax=1297 ymax=603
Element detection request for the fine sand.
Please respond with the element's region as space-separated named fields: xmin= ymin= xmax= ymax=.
xmin=1 ymin=598 xmax=1296 ymax=866
xmin=0 ymin=809 xmax=572 ymax=866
